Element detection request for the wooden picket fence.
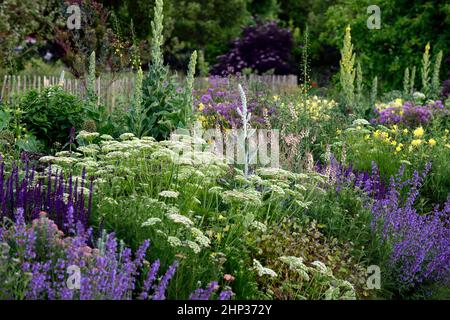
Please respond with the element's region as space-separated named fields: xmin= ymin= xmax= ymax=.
xmin=0 ymin=74 xmax=298 ymax=111
xmin=0 ymin=74 xmax=135 ymax=112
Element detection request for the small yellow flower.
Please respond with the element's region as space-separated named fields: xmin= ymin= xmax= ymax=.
xmin=391 ymin=124 xmax=398 ymax=132
xmin=223 ymin=225 xmax=230 ymax=232
xmin=273 ymin=95 xmax=279 ymax=101
xmin=364 ymin=135 xmax=370 ymax=140
xmin=396 ymin=146 xmax=402 ymax=152
xmin=198 ymin=103 xmax=205 ymax=111
xmin=445 ymin=144 xmax=450 ymax=149
xmin=391 ymin=140 xmax=397 ymax=146
xmin=428 ymin=139 xmax=437 ymax=146
xmin=413 ymin=127 xmax=424 ymax=138
xmin=357 ymin=126 xmax=362 ymax=130
xmin=336 ymin=129 xmax=342 ymax=135
xmin=403 ymin=129 xmax=409 ymax=134
xmin=445 ymin=129 xmax=449 ymax=135
xmin=411 ymin=139 xmax=422 ymax=146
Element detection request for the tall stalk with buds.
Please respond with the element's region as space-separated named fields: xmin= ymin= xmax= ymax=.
xmin=340 ymin=25 xmax=356 ymax=111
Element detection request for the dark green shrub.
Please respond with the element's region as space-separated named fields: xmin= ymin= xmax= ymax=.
xmin=19 ymin=86 xmax=84 ymax=150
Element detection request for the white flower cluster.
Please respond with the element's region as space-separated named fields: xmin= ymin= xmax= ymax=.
xmin=222 ymin=190 xmax=262 ymax=207
xmin=191 ymin=227 xmax=211 ymax=248
xmin=167 ymin=236 xmax=183 ymax=247
xmin=76 ymin=131 xmax=100 ymax=141
xmin=279 ymin=256 xmax=310 ymax=281
xmin=253 ymin=259 xmax=277 ymax=278
xmin=141 ymin=217 xmax=162 ymax=227
xmin=159 ymin=190 xmax=179 ymax=198
xmin=167 ymin=213 xmax=194 ymax=226
xmin=251 ymin=221 xmax=267 ymax=233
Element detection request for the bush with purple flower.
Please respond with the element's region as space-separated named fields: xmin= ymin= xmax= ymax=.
xmin=195 ymin=77 xmax=273 ymax=129
xmin=211 ymin=21 xmax=294 ymax=76
xmin=0 ymin=210 xmax=233 ymax=300
xmin=371 ymin=163 xmax=450 ymax=292
xmin=0 ymin=160 xmax=92 ymax=233
xmin=372 ymin=100 xmax=448 ymax=127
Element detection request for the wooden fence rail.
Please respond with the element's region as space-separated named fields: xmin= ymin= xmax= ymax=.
xmin=0 ymin=74 xmax=298 ymax=111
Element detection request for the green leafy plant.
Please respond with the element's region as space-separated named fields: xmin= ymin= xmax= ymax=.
xmin=141 ymin=0 xmax=197 ymax=140
xmin=19 ymin=86 xmax=84 ymax=151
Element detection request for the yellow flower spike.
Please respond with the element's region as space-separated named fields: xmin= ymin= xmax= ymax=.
xmin=428 ymin=139 xmax=437 ymax=146
xmin=425 ymin=42 xmax=431 ymax=52
xmin=413 ymin=127 xmax=424 ymax=138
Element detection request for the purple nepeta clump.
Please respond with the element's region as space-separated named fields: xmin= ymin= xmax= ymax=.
xmin=372 ymin=100 xmax=448 ymax=126
xmin=319 ymin=159 xmax=449 ymax=291
xmin=0 ymin=212 xmax=233 ymax=300
xmin=371 ymin=163 xmax=450 ymax=290
xmin=0 ymin=160 xmax=92 ymax=233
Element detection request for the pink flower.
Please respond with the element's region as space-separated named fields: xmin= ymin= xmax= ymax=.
xmin=223 ymin=274 xmax=235 ymax=282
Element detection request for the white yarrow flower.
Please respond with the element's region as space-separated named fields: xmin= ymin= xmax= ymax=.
xmin=253 ymin=259 xmax=277 ymax=278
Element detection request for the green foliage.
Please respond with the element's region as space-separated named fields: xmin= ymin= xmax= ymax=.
xmin=403 ymin=68 xmax=410 ymax=97
xmin=0 ymin=0 xmax=63 ymax=73
xmin=300 ymin=25 xmax=311 ymax=96
xmin=127 ymin=67 xmax=146 ymax=137
xmin=18 ymin=86 xmax=84 ymax=151
xmin=253 ymin=218 xmax=371 ymax=299
xmin=0 ymin=242 xmax=30 ymax=300
xmin=197 ymin=50 xmax=210 ymax=77
xmin=431 ymin=50 xmax=443 ymax=98
xmin=321 ymin=0 xmax=449 ymax=91
xmin=370 ymin=76 xmax=378 ymax=106
xmin=421 ymin=43 xmax=432 ymax=95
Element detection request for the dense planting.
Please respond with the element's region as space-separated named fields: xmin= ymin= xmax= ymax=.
xmin=0 ymin=0 xmax=449 ymax=301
